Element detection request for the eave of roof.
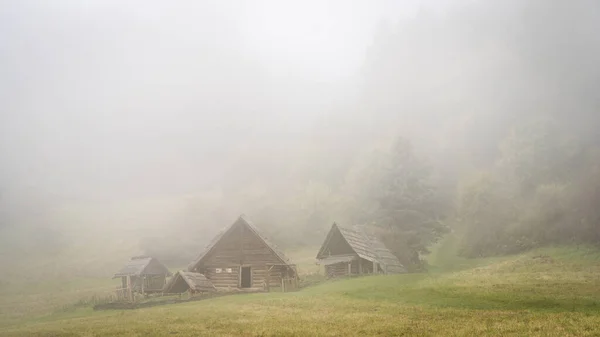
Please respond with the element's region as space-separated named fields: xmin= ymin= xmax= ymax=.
xmin=318 ymin=254 xmax=358 ymax=265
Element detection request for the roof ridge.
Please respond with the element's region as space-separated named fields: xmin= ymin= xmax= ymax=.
xmin=113 ymin=256 xmax=171 ymax=278
xmin=187 ymin=215 xmax=293 ymax=271
xmin=236 ymin=216 xmax=291 ymax=263
xmin=131 ymin=255 xmax=152 ymax=260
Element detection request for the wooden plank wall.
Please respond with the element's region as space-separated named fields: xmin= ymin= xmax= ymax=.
xmin=146 ymin=275 xmax=166 ymax=290
xmin=325 ymin=259 xmax=374 ymax=278
xmin=130 ymin=276 xmax=142 ymax=291
xmin=326 ymin=229 xmax=356 ymax=256
xmin=353 ymin=259 xmax=376 ymax=274
xmin=204 ymin=266 xmax=240 ymax=289
xmin=325 ymin=263 xmax=349 ymax=278
xmin=199 ymin=223 xmax=289 ymax=290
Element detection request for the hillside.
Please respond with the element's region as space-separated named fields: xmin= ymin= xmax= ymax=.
xmin=2 ymin=239 xmax=600 ymax=336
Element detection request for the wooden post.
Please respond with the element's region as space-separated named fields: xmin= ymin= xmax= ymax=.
xmin=239 ymin=223 xmax=244 ymax=265
xmin=294 ymin=266 xmax=298 ymax=290
xmin=141 ymin=275 xmax=145 ymax=295
xmin=373 ymin=261 xmax=378 ymax=274
xmin=238 ymin=224 xmax=244 ymax=289
xmin=358 ymin=260 xmax=363 ymax=275
xmin=126 ymin=275 xmax=133 ymax=303
xmin=347 ymin=262 xmax=352 ymax=276
xmin=281 ymin=277 xmax=285 ymax=292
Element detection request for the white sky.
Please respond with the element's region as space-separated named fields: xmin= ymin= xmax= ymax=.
xmin=0 ymin=0 xmax=447 ymax=198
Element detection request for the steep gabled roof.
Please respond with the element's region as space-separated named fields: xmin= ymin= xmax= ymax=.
xmin=113 ymin=256 xmax=172 ymax=278
xmin=367 ymin=234 xmax=406 ymax=274
xmin=162 ymin=271 xmax=216 ymax=293
xmin=187 ymin=215 xmax=292 ymax=271
xmin=316 ymin=223 xmax=405 ymax=274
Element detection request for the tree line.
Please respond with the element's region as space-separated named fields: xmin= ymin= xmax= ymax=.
xmin=145 ymin=0 xmax=600 ymax=268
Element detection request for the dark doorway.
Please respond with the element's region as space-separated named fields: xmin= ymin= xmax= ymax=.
xmin=241 ymin=266 xmax=251 ymax=288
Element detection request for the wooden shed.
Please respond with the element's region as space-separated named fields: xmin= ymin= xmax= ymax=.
xmin=113 ymin=256 xmax=172 ymax=298
xmin=316 ymin=223 xmax=405 ymax=278
xmin=162 ymin=271 xmax=216 ymax=295
xmin=187 ymin=215 xmax=297 ymax=292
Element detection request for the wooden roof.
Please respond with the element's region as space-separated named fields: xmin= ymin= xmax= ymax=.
xmin=162 ymin=271 xmax=216 ymax=294
xmin=316 ymin=223 xmax=405 ymax=274
xmin=113 ymin=256 xmax=172 ymax=278
xmin=187 ymin=215 xmax=293 ymax=271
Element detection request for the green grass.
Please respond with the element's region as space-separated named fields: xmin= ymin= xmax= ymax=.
xmin=2 ymin=239 xmax=600 ymax=336
xmin=286 ymin=246 xmax=321 ymax=275
xmin=426 ymin=232 xmax=507 ymax=273
xmin=0 ymin=276 xmax=116 ymax=325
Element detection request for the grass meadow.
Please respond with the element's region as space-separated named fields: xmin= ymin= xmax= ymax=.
xmin=2 ymin=235 xmax=600 ymax=336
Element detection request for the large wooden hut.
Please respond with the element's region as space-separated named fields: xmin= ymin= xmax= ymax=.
xmin=187 ymin=215 xmax=297 ymax=292
xmin=113 ymin=256 xmax=172 ymax=297
xmin=316 ymin=223 xmax=405 ymax=278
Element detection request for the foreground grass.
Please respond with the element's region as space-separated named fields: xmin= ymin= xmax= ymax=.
xmin=3 ymin=277 xmax=600 ymax=336
xmin=4 ymin=293 xmax=600 ymax=337
xmin=0 ymin=248 xmax=321 ymax=326
xmin=0 ymin=277 xmax=116 ymax=325
xmin=2 ymin=242 xmax=600 ymax=336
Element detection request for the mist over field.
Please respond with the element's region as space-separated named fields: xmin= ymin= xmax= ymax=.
xmin=1 ymin=0 xmax=599 ymax=284
xmin=3 ymin=1 xmax=600 ymax=335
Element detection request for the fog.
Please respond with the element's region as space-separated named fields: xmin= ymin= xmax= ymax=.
xmin=1 ymin=0 xmax=600 ymax=275
xmin=0 ymin=0 xmax=419 ymax=199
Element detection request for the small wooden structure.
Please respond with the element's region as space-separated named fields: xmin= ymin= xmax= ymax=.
xmin=187 ymin=215 xmax=298 ymax=292
xmin=316 ymin=223 xmax=405 ymax=278
xmin=113 ymin=256 xmax=172 ymax=301
xmin=162 ymin=271 xmax=216 ymax=295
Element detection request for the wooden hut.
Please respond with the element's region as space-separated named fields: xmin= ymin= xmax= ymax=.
xmin=113 ymin=256 xmax=172 ymax=298
xmin=162 ymin=271 xmax=216 ymax=295
xmin=187 ymin=215 xmax=297 ymax=292
xmin=316 ymin=223 xmax=405 ymax=278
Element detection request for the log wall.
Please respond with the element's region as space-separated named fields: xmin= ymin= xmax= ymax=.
xmin=324 ymin=258 xmax=373 ymax=278
xmin=197 ymin=223 xmax=291 ymax=290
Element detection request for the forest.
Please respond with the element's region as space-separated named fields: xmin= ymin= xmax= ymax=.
xmin=1 ymin=0 xmax=599 ymax=273
xmin=146 ymin=0 xmax=600 ymax=269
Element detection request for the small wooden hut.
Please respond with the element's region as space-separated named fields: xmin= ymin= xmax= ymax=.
xmin=113 ymin=256 xmax=172 ymax=298
xmin=187 ymin=215 xmax=297 ymax=292
xmin=162 ymin=271 xmax=216 ymax=295
xmin=316 ymin=223 xmax=405 ymax=278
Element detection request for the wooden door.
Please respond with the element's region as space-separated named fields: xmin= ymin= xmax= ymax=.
xmin=241 ymin=266 xmax=252 ymax=288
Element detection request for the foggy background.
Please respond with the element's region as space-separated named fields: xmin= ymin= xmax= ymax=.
xmin=1 ymin=0 xmax=599 ymax=278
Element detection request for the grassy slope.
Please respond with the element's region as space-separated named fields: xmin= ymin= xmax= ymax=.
xmin=0 ymin=248 xmax=322 ymax=326
xmin=3 ymin=236 xmax=600 ymax=336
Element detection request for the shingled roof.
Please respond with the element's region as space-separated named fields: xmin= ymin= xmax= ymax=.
xmin=187 ymin=215 xmax=292 ymax=272
xmin=162 ymin=271 xmax=216 ymax=294
xmin=113 ymin=256 xmax=172 ymax=279
xmin=316 ymin=223 xmax=405 ymax=274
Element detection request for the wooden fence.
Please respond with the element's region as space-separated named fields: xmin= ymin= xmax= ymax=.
xmin=115 ymin=287 xmax=134 ymax=302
